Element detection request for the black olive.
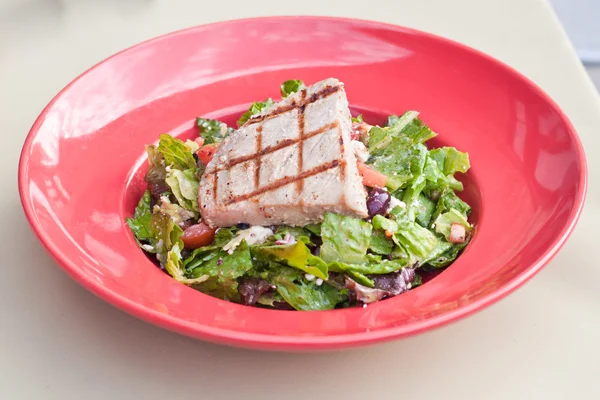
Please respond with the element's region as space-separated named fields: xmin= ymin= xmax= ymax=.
xmin=366 ymin=188 xmax=391 ymax=218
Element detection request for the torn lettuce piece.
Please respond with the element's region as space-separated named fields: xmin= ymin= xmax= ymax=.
xmin=126 ymin=190 xmax=153 ymax=243
xmin=157 ymin=133 xmax=197 ymax=170
xmin=273 ymin=268 xmax=345 ymax=311
xmin=280 ymin=79 xmax=305 ymax=98
xmin=328 ymin=261 xmax=375 ymax=287
xmin=213 ymin=227 xmax=238 ymax=247
xmin=412 ymin=193 xmax=436 ymax=228
xmin=329 ymin=259 xmax=409 ymax=276
xmin=320 ymin=212 xmax=372 ymax=264
xmin=431 ymin=188 xmax=472 ymax=223
xmin=195 ymin=117 xmax=233 ymax=144
xmin=426 ymin=238 xmax=470 ymax=268
xmin=429 ymin=147 xmax=470 ymax=176
xmin=433 ymin=208 xmax=471 ymax=241
xmin=375 ymin=212 xmax=438 ymax=261
xmin=274 ymin=226 xmax=313 ymax=242
xmin=237 ymin=98 xmax=275 ymax=126
xmin=372 ymin=214 xmax=399 ymax=233
xmin=149 ymin=211 xmax=184 ymax=258
xmin=367 ymin=142 xmax=428 ymax=191
xmin=259 ymin=239 xmax=328 ymax=280
xmin=387 ymin=111 xmax=437 ymax=144
xmin=387 ymin=115 xmax=399 ymax=126
xmin=165 ymin=168 xmax=199 ymax=214
xmin=393 ymin=221 xmax=438 ymax=261
xmin=188 ymin=241 xmax=253 ymax=301
xmin=369 ymin=229 xmax=394 ymax=255
xmin=165 ymin=243 xmax=210 ymax=285
xmin=352 ymin=114 xmax=364 ymax=123
xmin=366 ymin=111 xmax=438 ymax=191
xmin=304 ymin=223 xmax=322 ymax=236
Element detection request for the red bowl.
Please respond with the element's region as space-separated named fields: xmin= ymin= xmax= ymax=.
xmin=18 ymin=16 xmax=587 ymax=351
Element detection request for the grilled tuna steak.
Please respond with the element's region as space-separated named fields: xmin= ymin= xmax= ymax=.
xmin=198 ymin=78 xmax=368 ymax=227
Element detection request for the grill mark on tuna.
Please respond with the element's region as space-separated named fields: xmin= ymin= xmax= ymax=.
xmin=296 ymin=90 xmax=307 ymax=197
xmin=338 ymin=124 xmax=345 ymax=181
xmin=211 ymin=121 xmax=339 ymax=173
xmin=244 ymin=85 xmax=340 ymax=126
xmin=255 ymin=126 xmax=263 ymax=189
xmin=224 ymin=160 xmax=343 ymax=205
xmin=213 ymin=171 xmax=218 ymax=205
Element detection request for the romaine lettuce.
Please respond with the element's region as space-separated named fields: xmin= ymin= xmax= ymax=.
xmin=195 ymin=117 xmax=233 ymax=144
xmin=164 ymin=168 xmax=199 ymax=215
xmin=237 ymin=98 xmax=274 ymax=126
xmin=273 ymin=268 xmax=345 ymax=311
xmin=259 ymin=239 xmax=328 ymax=280
xmin=320 ymin=212 xmax=372 ymax=264
xmin=157 ymin=134 xmax=197 ymax=170
xmin=188 ymin=241 xmax=253 ymax=301
xmin=280 ymin=79 xmax=305 ymax=98
xmin=126 ymin=190 xmax=153 ymax=243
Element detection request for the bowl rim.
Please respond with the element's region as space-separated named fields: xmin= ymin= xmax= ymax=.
xmin=18 ymin=15 xmax=588 ymax=350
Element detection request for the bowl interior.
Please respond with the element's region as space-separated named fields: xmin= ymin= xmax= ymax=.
xmin=19 ymin=17 xmax=585 ymax=349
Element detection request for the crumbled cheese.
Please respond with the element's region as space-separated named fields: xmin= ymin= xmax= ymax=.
xmin=387 ymin=196 xmax=406 ymax=213
xmin=305 ymin=274 xmax=315 ymax=281
xmin=315 ymin=278 xmax=324 ymax=286
xmin=351 ymin=140 xmax=369 ymax=163
xmin=141 ymin=244 xmax=154 ymax=252
xmin=223 ymin=226 xmax=274 ymax=254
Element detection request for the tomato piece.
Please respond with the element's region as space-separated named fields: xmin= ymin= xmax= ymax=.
xmin=357 ymin=162 xmax=387 ymax=188
xmin=181 ymin=223 xmax=216 ymax=249
xmin=197 ymin=144 xmax=219 ymax=165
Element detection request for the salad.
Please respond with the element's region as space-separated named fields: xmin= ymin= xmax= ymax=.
xmin=127 ymin=78 xmax=472 ymax=311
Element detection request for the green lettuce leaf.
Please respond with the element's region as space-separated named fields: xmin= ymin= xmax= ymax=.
xmin=426 ymin=238 xmax=470 ymax=268
xmin=429 ymin=147 xmax=470 ymax=176
xmin=369 ymin=229 xmax=394 ymax=255
xmin=366 ymin=112 xmax=438 ymax=191
xmin=157 ymin=134 xmax=197 ymax=170
xmin=327 ymin=262 xmax=374 ymax=287
xmin=320 ymin=212 xmax=372 ymax=264
xmin=195 ymin=117 xmax=233 ymax=144
xmin=412 ymin=193 xmax=436 ymax=228
xmin=273 ymin=268 xmax=345 ymax=311
xmin=149 ymin=211 xmax=183 ymax=256
xmin=329 ymin=259 xmax=408 ymax=275
xmin=393 ymin=221 xmax=438 ymax=261
xmin=213 ymin=227 xmax=238 ymax=246
xmin=259 ymin=239 xmax=328 ymax=280
xmin=280 ymin=79 xmax=305 ymax=98
xmin=126 ymin=190 xmax=153 ymax=243
xmin=274 ymin=226 xmax=313 ymax=242
xmin=374 ymin=213 xmax=438 ymax=262
xmin=165 ymin=168 xmax=199 ymax=214
xmin=304 ymin=223 xmax=322 ymax=236
xmin=431 ymin=188 xmax=471 ymax=223
xmin=352 ymin=114 xmax=363 ymax=123
xmin=165 ymin=243 xmax=211 ymax=285
xmin=237 ymin=98 xmax=274 ymax=126
xmin=372 ymin=214 xmax=398 ymax=233
xmin=387 ymin=111 xmax=437 ymax=144
xmin=368 ymin=142 xmax=428 ymax=191
xmin=434 ymin=208 xmax=471 ymax=241
xmin=188 ymin=241 xmax=253 ymax=301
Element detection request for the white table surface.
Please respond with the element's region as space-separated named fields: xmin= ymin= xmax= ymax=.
xmin=2 ymin=0 xmax=599 ymax=398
